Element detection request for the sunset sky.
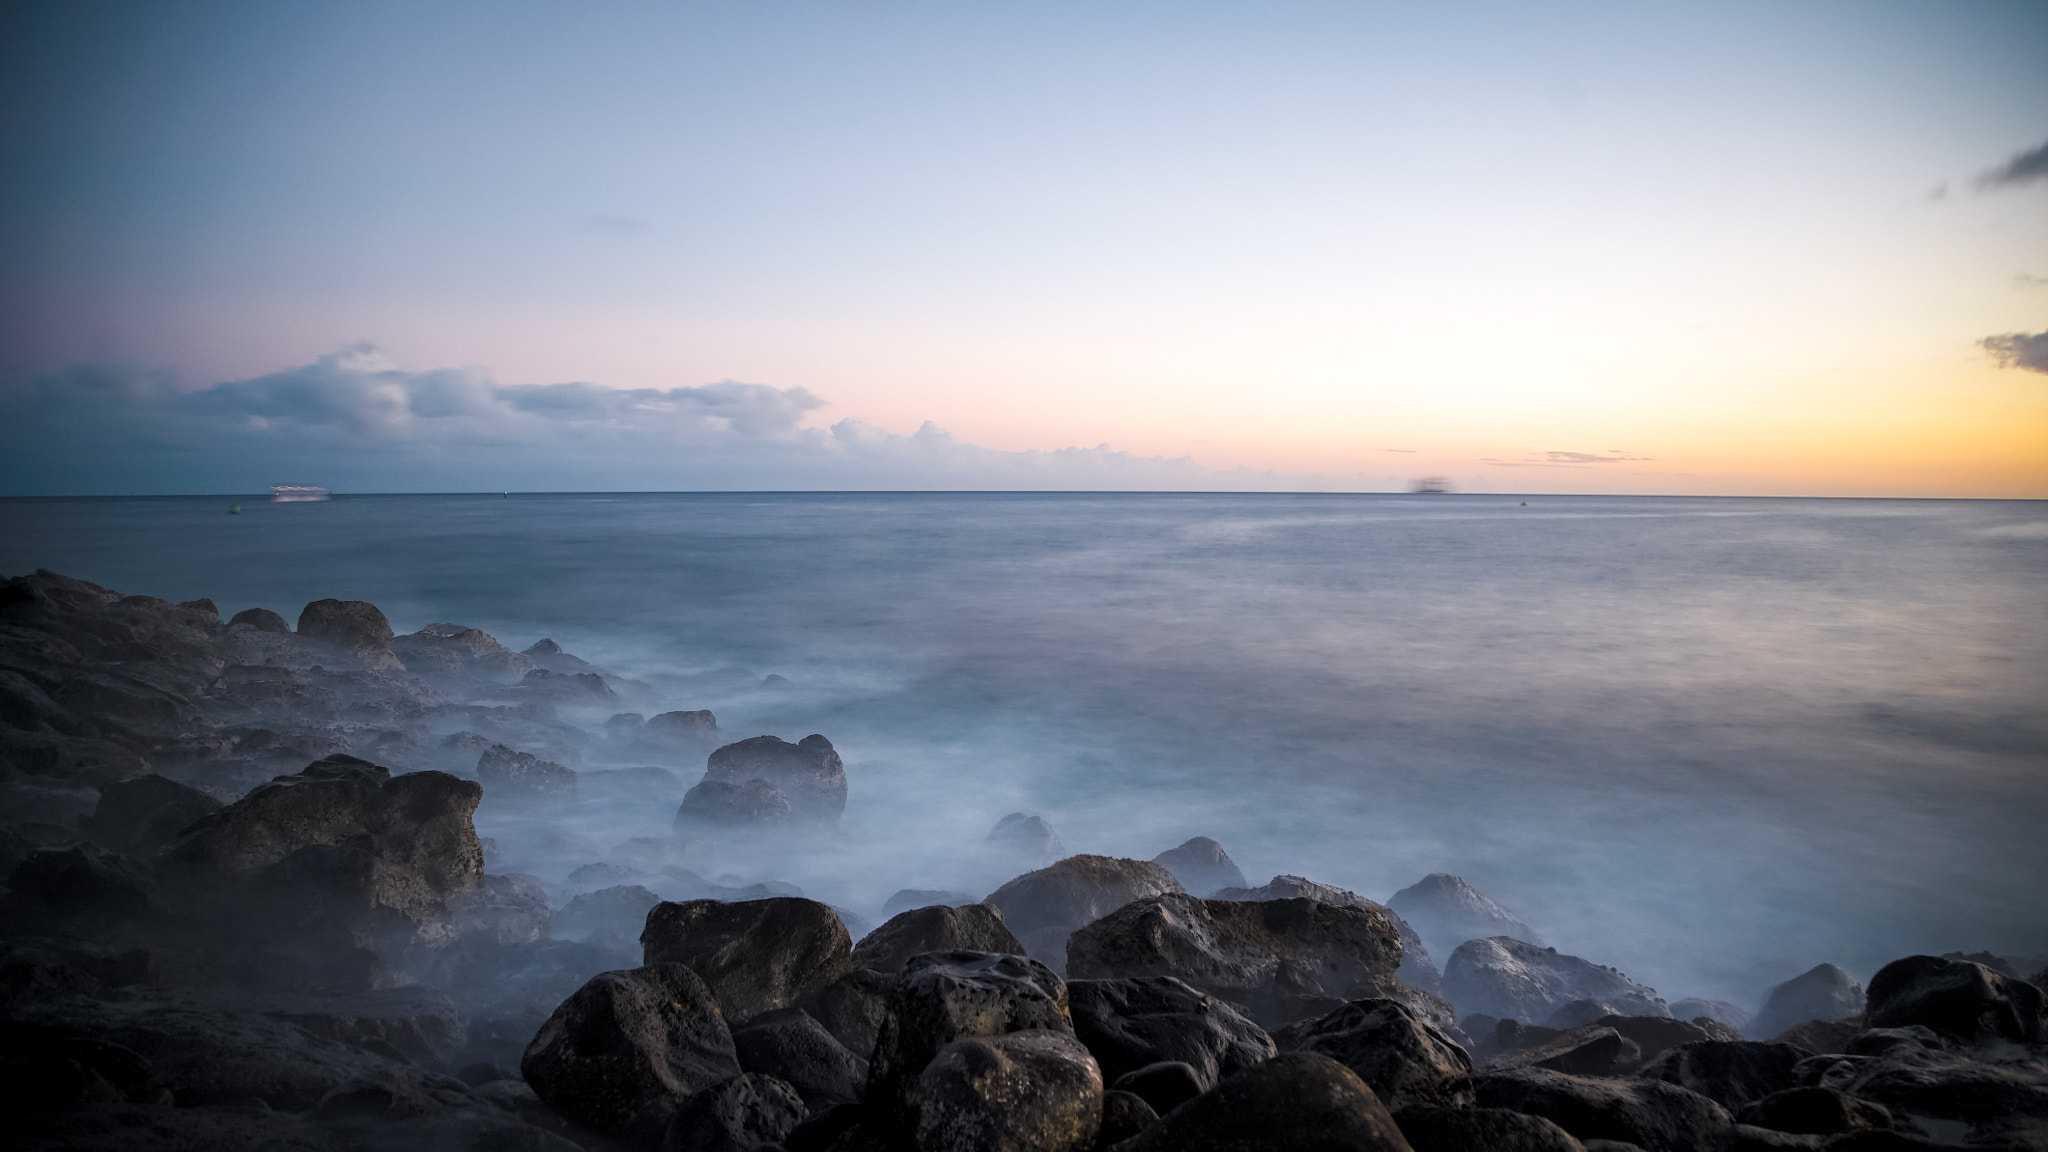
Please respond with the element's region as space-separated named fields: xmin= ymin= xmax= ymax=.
xmin=2 ymin=0 xmax=2045 ymax=495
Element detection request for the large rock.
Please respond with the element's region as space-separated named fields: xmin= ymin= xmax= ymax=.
xmin=700 ymin=735 xmax=846 ymax=822
xmin=805 ymin=968 xmax=896 ymax=1063
xmin=1274 ymin=998 xmax=1473 ymax=1109
xmin=1388 ymin=873 xmax=1542 ymax=960
xmin=1441 ymin=938 xmax=1667 ymax=1025
xmin=981 ymin=813 xmax=1067 ymax=873
xmin=229 ymin=607 xmax=292 ymax=633
xmin=555 ymin=884 xmax=664 ymax=949
xmin=642 ymin=897 xmax=853 ymax=1023
xmin=80 ymin=775 xmax=223 ymax=858
xmin=1150 ymin=836 xmax=1246 ymax=897
xmin=983 ymin=856 xmax=1185 ymax=977
xmin=1111 ymin=1051 xmax=1413 ymax=1152
xmin=851 ymin=904 xmax=1025 ymax=975
xmin=1474 ymin=1066 xmax=1735 ymax=1152
xmin=1670 ymin=998 xmax=1753 ymax=1034
xmin=1065 ymin=892 xmax=1404 ymax=1029
xmin=1066 ymin=975 xmax=1274 ymax=1089
xmin=731 ymin=1008 xmax=867 ymax=1113
xmin=520 ymin=962 xmax=741 ymax=1140
xmin=1751 ymin=965 xmax=1865 ymax=1041
xmin=389 ymin=623 xmax=534 ymax=686
xmin=1491 ymin=1026 xmax=1642 ymax=1077
xmin=1396 ymin=1105 xmax=1588 ymax=1152
xmin=1738 ymin=1086 xmax=1894 ymax=1136
xmin=909 ymin=1029 xmax=1103 ymax=1152
xmin=1863 ymin=955 xmax=2044 ymax=1044
xmin=475 ymin=744 xmax=578 ymax=801
xmin=1583 ymin=1015 xmax=1738 ymax=1064
xmin=447 ymin=872 xmax=551 ymax=946
xmin=676 ymin=779 xmax=792 ymax=827
xmin=296 ymin=599 xmax=401 ymax=669
xmin=1635 ymin=1040 xmax=1812 ymax=1111
xmin=1212 ymin=874 xmax=1441 ymax=996
xmin=664 ymin=1072 xmax=806 ymax=1152
xmin=865 ymin=951 xmax=1073 ymax=1136
xmin=884 ymin=889 xmax=980 ymax=917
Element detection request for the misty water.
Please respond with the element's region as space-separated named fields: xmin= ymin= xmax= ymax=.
xmin=5 ymin=491 xmax=2044 ymax=1009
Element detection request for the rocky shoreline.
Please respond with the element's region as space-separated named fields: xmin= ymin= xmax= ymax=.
xmin=2 ymin=569 xmax=2044 ymax=1151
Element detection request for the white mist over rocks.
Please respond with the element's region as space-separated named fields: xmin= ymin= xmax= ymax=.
xmin=4 ymin=491 xmax=2044 ymax=1009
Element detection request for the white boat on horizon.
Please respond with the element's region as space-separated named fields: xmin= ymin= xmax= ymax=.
xmin=271 ymin=484 xmax=330 ymax=502
xmin=1409 ymin=476 xmax=1453 ymax=494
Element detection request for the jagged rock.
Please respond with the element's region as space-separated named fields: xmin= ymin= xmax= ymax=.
xmin=390 ymin=624 xmax=534 ymax=685
xmin=523 ymin=638 xmax=606 ymax=676
xmin=665 ymin=1072 xmax=806 ymax=1152
xmin=520 ymin=962 xmax=741 ymax=1140
xmin=1096 ymin=1089 xmax=1159 ymax=1147
xmin=805 ymin=968 xmax=895 ymax=1064
xmin=1820 ymin=1045 xmax=2048 ymax=1146
xmin=1442 ymin=938 xmax=1667 ymax=1025
xmin=1739 ymin=1086 xmax=1893 ymax=1135
xmin=1150 ymin=837 xmax=1246 ymax=897
xmin=476 ymin=743 xmax=578 ymax=801
xmin=1065 ymin=892 xmax=1403 ymax=1029
xmin=1112 ymin=1051 xmax=1412 ymax=1152
xmin=1493 ymin=1026 xmax=1643 ymax=1077
xmin=983 ymin=855 xmax=1184 ymax=976
xmin=1066 ymin=976 xmax=1274 ymax=1089
xmin=909 ymin=1029 xmax=1102 ymax=1152
xmin=1635 ymin=1040 xmax=1812 ymax=1111
xmin=556 ymin=884 xmax=664 ymax=948
xmin=980 ymin=813 xmax=1067 ymax=873
xmin=645 ymin=709 xmax=719 ymax=741
xmin=1583 ymin=1015 xmax=1738 ymax=1063
xmin=1474 ymin=1066 xmax=1735 ymax=1152
xmin=1111 ymin=1060 xmax=1204 ymax=1114
xmin=732 ymin=1008 xmax=867 ymax=1113
xmin=1863 ymin=954 xmax=2043 ymax=1044
xmin=642 ymin=897 xmax=853 ymax=1023
xmin=229 ymin=607 xmax=292 ymax=633
xmin=1773 ymin=1018 xmax=1865 ymax=1054
xmin=79 ymin=775 xmax=223 ymax=859
xmin=851 ymin=904 xmax=1025 ymax=974
xmin=677 ymin=779 xmax=793 ymax=827
xmin=1397 ymin=1105 xmax=1588 ymax=1152
xmin=1752 ymin=965 xmax=1865 ymax=1041
xmin=699 ymin=734 xmax=844 ymax=822
xmin=1670 ymin=999 xmax=1753 ymax=1034
xmin=865 ymin=951 xmax=1073 ymax=1136
xmin=296 ymin=599 xmax=398 ymax=666
xmin=1210 ymin=874 xmax=1442 ymax=996
xmin=1388 ymin=873 xmax=1542 ymax=960
xmin=884 ymin=889 xmax=981 ymax=917
xmin=1274 ymin=997 xmax=1472 ymax=1109
xmin=448 ymin=872 xmax=551 ymax=946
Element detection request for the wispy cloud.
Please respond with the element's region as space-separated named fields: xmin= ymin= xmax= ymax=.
xmin=1974 ymin=139 xmax=2048 ymax=190
xmin=1480 ymin=449 xmax=1654 ymax=467
xmin=1981 ymin=331 xmax=2048 ymax=374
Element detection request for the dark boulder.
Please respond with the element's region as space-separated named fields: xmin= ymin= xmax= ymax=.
xmin=1863 ymin=954 xmax=2043 ymax=1044
xmin=556 ymin=884 xmax=664 ymax=949
xmin=851 ymin=903 xmax=1025 ymax=974
xmin=664 ymin=1072 xmax=806 ymax=1152
xmin=1492 ymin=1026 xmax=1643 ymax=1077
xmin=476 ymin=744 xmax=578 ymax=801
xmin=909 ymin=1029 xmax=1103 ymax=1152
xmin=1738 ymin=1086 xmax=1893 ymax=1135
xmin=1111 ymin=1051 xmax=1413 ymax=1152
xmin=731 ymin=1008 xmax=867 ymax=1113
xmin=642 ymin=897 xmax=853 ymax=1023
xmin=1396 ymin=1105 xmax=1588 ymax=1152
xmin=865 ymin=951 xmax=1073 ymax=1136
xmin=1274 ymin=997 xmax=1472 ymax=1108
xmin=1474 ymin=1066 xmax=1735 ymax=1152
xmin=1150 ymin=836 xmax=1246 ymax=897
xmin=1096 ymin=1089 xmax=1159 ymax=1147
xmin=1066 ymin=975 xmax=1274 ymax=1089
xmin=1210 ymin=874 xmax=1442 ymax=997
xmin=1111 ymin=1060 xmax=1204 ymax=1114
xmin=1773 ymin=1017 xmax=1866 ymax=1055
xmin=804 ymin=967 xmax=895 ymax=1063
xmin=296 ymin=599 xmax=395 ymax=650
xmin=645 ymin=709 xmax=719 ymax=740
xmin=1064 ymin=892 xmax=1404 ymax=1029
xmin=883 ymin=888 xmax=979 ymax=917
xmin=677 ymin=779 xmax=793 ymax=828
xmin=1441 ymin=938 xmax=1667 ymax=1025
xmin=1751 ymin=965 xmax=1865 ymax=1041
xmin=1587 ymin=1014 xmax=1737 ymax=1063
xmin=700 ymin=734 xmax=845 ymax=822
xmin=229 ymin=607 xmax=292 ymax=633
xmin=390 ymin=623 xmax=534 ymax=685
xmin=1388 ymin=873 xmax=1542 ymax=961
xmin=80 ymin=775 xmax=223 ymax=858
xmin=984 ymin=855 xmax=1183 ymax=976
xmin=520 ymin=962 xmax=741 ymax=1141
xmin=1635 ymin=1040 xmax=1813 ymax=1111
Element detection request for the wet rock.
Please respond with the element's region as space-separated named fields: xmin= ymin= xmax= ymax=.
xmin=1751 ymin=965 xmax=1865 ymax=1041
xmin=1274 ymin=997 xmax=1473 ymax=1108
xmin=1388 ymin=873 xmax=1542 ymax=960
xmin=1396 ymin=1105 xmax=1588 ymax=1152
xmin=1474 ymin=1066 xmax=1735 ymax=1152
xmin=1150 ymin=836 xmax=1246 ymax=898
xmin=1635 ymin=1040 xmax=1813 ymax=1111
xmin=642 ymin=897 xmax=853 ymax=1023
xmin=1739 ymin=1086 xmax=1893 ymax=1135
xmin=476 ymin=743 xmax=578 ymax=801
xmin=732 ymin=1008 xmax=868 ymax=1113
xmin=1862 ymin=954 xmax=2044 ymax=1044
xmin=556 ymin=884 xmax=664 ymax=948
xmin=1824 ymin=1043 xmax=2048 ymax=1143
xmin=1493 ymin=1026 xmax=1643 ymax=1077
xmin=1112 ymin=1051 xmax=1412 ymax=1152
xmin=1210 ymin=874 xmax=1442 ymax=997
xmin=865 ymin=951 xmax=1073 ymax=1136
xmin=677 ymin=779 xmax=793 ymax=827
xmin=448 ymin=872 xmax=551 ymax=946
xmin=805 ymin=968 xmax=895 ymax=1063
xmin=296 ymin=599 xmax=399 ymax=664
xmin=1095 ymin=1089 xmax=1158 ymax=1148
xmin=80 ymin=775 xmax=223 ymax=859
xmin=665 ymin=1072 xmax=805 ymax=1152
xmin=981 ymin=813 xmax=1067 ymax=873
xmin=1582 ymin=1015 xmax=1738 ymax=1063
xmin=1441 ymin=938 xmax=1667 ymax=1025
xmin=884 ymin=889 xmax=982 ymax=917
xmin=983 ymin=856 xmax=1184 ymax=977
xmin=1670 ymin=998 xmax=1753 ymax=1034
xmin=391 ymin=623 xmax=534 ymax=686
xmin=1773 ymin=1017 xmax=1866 ymax=1054
xmin=699 ymin=734 xmax=845 ymax=822
xmin=1110 ymin=1060 xmax=1204 ymax=1114
xmin=786 ymin=1102 xmax=868 ymax=1152
xmin=909 ymin=1029 xmax=1103 ymax=1152
xmin=229 ymin=607 xmax=293 ymax=633
xmin=520 ymin=962 xmax=741 ymax=1141
xmin=1064 ymin=892 xmax=1403 ymax=1029
xmin=1066 ymin=976 xmax=1274 ymax=1090
xmin=851 ymin=903 xmax=1025 ymax=974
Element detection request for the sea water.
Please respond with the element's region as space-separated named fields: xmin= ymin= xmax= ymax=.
xmin=4 ymin=491 xmax=2044 ymax=1003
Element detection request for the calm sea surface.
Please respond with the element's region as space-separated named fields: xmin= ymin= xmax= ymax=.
xmin=4 ymin=492 xmax=2044 ymax=1001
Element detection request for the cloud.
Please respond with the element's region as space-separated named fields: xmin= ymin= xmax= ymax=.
xmin=1480 ymin=450 xmax=1653 ymax=467
xmin=0 ymin=345 xmax=1369 ymax=495
xmin=1980 ymin=330 xmax=2048 ymax=374
xmin=1974 ymin=139 xmax=2048 ymax=190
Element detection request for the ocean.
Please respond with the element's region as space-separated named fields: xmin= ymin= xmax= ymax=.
xmin=4 ymin=491 xmax=2044 ymax=1005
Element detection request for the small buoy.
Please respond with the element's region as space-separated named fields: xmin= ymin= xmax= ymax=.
xmin=1520 ymin=501 xmax=1527 ymax=506
xmin=503 ymin=491 xmax=509 ymax=498
xmin=228 ymin=503 xmax=241 ymax=515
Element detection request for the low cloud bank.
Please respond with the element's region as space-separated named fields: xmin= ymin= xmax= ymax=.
xmin=0 ymin=345 xmax=1362 ymax=495
xmin=1981 ymin=331 xmax=2048 ymax=375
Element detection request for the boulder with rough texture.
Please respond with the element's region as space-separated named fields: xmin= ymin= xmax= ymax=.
xmin=1111 ymin=1060 xmax=1205 ymax=1114
xmin=983 ymin=855 xmax=1183 ymax=976
xmin=475 ymin=744 xmax=577 ymax=801
xmin=910 ymin=1028 xmax=1103 ymax=1152
xmin=865 ymin=951 xmax=1073 ymax=1135
xmin=1751 ymin=965 xmax=1865 ymax=1041
xmin=80 ymin=775 xmax=223 ymax=858
xmin=1474 ymin=1066 xmax=1735 ymax=1152
xmin=1388 ymin=873 xmax=1542 ymax=960
xmin=1066 ymin=975 xmax=1274 ymax=1089
xmin=700 ymin=734 xmax=845 ymax=822
xmin=1150 ymin=837 xmax=1246 ymax=897
xmin=1814 ymin=1042 xmax=2048 ymax=1148
xmin=1739 ymin=1086 xmax=1893 ymax=1136
xmin=520 ymin=962 xmax=741 ymax=1140
xmin=642 ymin=897 xmax=853 ymax=1023
xmin=1442 ymin=938 xmax=1667 ymax=1025
xmin=664 ymin=1072 xmax=806 ymax=1152
xmin=1582 ymin=1015 xmax=1739 ymax=1064
xmin=981 ymin=813 xmax=1067 ymax=872
xmin=1635 ymin=1040 xmax=1813 ymax=1111
xmin=1863 ymin=954 xmax=2043 ymax=1044
xmin=1065 ymin=892 xmax=1403 ymax=1029
xmin=390 ymin=623 xmax=534 ymax=686
xmin=1112 ymin=1051 xmax=1413 ymax=1152
xmin=1396 ymin=1105 xmax=1588 ymax=1152
xmin=1772 ymin=1018 xmax=1865 ymax=1055
xmin=851 ymin=904 xmax=1025 ymax=975
xmin=296 ymin=600 xmax=398 ymax=665
xmin=731 ymin=1008 xmax=867 ymax=1113
xmin=677 ymin=779 xmax=794 ymax=828
xmin=1492 ymin=1026 xmax=1643 ymax=1077
xmin=1211 ymin=874 xmax=1442 ymax=997
xmin=229 ymin=607 xmax=292 ymax=633
xmin=804 ymin=967 xmax=895 ymax=1064
xmin=1274 ymin=998 xmax=1473 ymax=1109
xmin=1096 ymin=1089 xmax=1159 ymax=1148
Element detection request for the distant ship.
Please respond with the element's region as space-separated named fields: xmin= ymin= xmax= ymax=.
xmin=271 ymin=484 xmax=330 ymax=502
xmin=1409 ymin=476 xmax=1453 ymax=494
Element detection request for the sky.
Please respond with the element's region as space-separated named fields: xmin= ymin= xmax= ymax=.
xmin=1 ymin=0 xmax=2045 ymax=496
